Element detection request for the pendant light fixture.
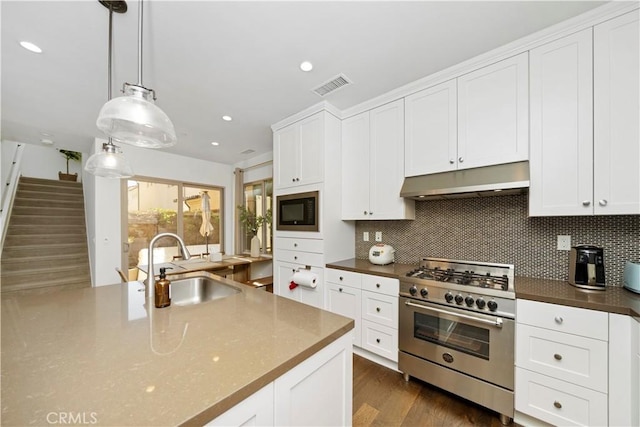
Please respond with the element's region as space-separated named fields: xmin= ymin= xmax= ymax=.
xmin=85 ymin=0 xmax=134 ymax=179
xmin=96 ymin=0 xmax=177 ymax=148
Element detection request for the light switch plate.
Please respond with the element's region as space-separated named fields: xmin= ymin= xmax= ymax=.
xmin=557 ymin=235 xmax=571 ymax=251
xmin=363 ymin=232 xmax=369 ymax=242
xmin=375 ymin=231 xmax=382 ymax=242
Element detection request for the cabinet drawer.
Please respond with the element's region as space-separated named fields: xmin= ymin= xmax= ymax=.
xmin=361 ymin=274 xmax=399 ymax=297
xmin=361 ymin=319 xmax=398 ymax=362
xmin=274 ymin=237 xmax=323 ymax=254
xmin=515 ymin=367 xmax=607 ymax=427
xmin=517 ymin=299 xmax=608 ymax=340
xmin=516 ymin=324 xmax=607 ymax=392
xmin=326 ymin=282 xmax=362 ymax=348
xmin=276 ymin=249 xmax=323 ymax=267
xmin=361 ymin=290 xmax=398 ymax=328
xmin=326 ymin=269 xmax=362 ymax=289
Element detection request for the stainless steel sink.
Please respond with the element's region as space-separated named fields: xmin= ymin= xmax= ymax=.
xmin=170 ymin=276 xmax=241 ymax=306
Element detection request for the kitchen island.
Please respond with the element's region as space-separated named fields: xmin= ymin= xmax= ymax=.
xmin=1 ymin=272 xmax=354 ymax=426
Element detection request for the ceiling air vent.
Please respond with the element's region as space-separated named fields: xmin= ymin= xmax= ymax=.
xmin=312 ymin=74 xmax=352 ymax=97
xmin=240 ymin=149 xmax=255 ymax=155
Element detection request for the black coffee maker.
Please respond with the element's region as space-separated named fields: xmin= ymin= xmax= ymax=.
xmin=568 ymin=245 xmax=606 ymax=290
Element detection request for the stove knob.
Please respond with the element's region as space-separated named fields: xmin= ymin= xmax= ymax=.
xmin=465 ymin=296 xmax=474 ymax=307
xmin=420 ymin=288 xmax=428 ymax=298
xmin=454 ymin=294 xmax=464 ymax=305
xmin=445 ymin=292 xmax=454 ymax=303
xmin=476 ymin=298 xmax=486 ymax=309
xmin=409 ymin=285 xmax=418 ymax=296
xmin=487 ymin=300 xmax=498 ymax=312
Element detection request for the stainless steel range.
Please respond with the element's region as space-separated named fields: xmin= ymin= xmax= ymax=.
xmin=399 ymin=257 xmax=515 ymax=425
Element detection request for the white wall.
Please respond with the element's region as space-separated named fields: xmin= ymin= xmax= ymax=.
xmin=234 ymin=151 xmax=273 ymax=183
xmin=1 ymin=141 xmax=21 ymax=201
xmin=84 ymin=139 xmax=235 ymax=286
xmin=19 ymin=143 xmax=85 ymax=182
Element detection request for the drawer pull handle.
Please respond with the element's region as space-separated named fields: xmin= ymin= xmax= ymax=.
xmin=554 ymin=316 xmax=563 ymax=324
xmin=376 ymin=307 xmax=381 ymax=312
xmin=294 ymin=243 xmax=298 ymax=247
xmin=339 ymin=288 xmax=343 ymax=292
xmin=339 ymin=276 xmax=343 ymax=281
xmin=294 ymin=256 xmax=298 ymax=260
xmin=376 ymin=283 xmax=381 ymax=288
xmin=376 ymin=338 xmax=380 ymax=344
xmin=554 ymin=353 xmax=562 ymax=361
xmin=553 ymin=401 xmax=562 ymax=409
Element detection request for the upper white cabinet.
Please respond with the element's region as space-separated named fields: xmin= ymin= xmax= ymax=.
xmin=405 ymin=53 xmax=529 ymax=177
xmin=274 ymin=112 xmax=325 ymax=190
xmin=404 ymin=80 xmax=457 ymax=176
xmin=457 ymin=52 xmax=529 ymax=170
xmin=593 ymin=10 xmax=640 ymax=215
xmin=530 ymin=10 xmax=639 ymax=216
xmin=342 ymin=100 xmax=415 ymax=220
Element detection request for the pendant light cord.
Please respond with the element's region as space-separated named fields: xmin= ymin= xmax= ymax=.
xmin=137 ymin=0 xmax=143 ymax=86
xmin=107 ymin=4 xmax=115 ymax=147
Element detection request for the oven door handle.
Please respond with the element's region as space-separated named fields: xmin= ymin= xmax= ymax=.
xmin=404 ymin=300 xmax=503 ymax=328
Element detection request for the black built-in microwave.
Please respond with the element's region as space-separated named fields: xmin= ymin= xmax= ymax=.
xmin=276 ymin=191 xmax=319 ymax=232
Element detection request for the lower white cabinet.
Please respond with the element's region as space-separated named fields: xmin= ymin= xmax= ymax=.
xmin=208 ymin=332 xmax=353 ymax=426
xmin=275 ymin=262 xmax=324 ymax=309
xmin=326 ymin=268 xmax=399 ymax=363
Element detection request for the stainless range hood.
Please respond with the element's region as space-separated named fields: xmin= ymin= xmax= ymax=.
xmin=400 ymin=161 xmax=529 ymax=200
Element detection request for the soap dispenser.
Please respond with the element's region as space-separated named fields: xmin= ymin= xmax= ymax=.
xmin=155 ymin=267 xmax=172 ymax=308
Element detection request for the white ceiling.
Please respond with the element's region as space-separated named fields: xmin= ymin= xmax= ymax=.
xmin=1 ymin=1 xmax=607 ymax=165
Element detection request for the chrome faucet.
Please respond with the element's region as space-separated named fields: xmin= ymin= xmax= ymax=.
xmin=146 ymin=233 xmax=191 ymax=302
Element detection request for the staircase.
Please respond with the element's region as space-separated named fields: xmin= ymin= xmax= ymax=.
xmin=1 ymin=177 xmax=91 ymax=293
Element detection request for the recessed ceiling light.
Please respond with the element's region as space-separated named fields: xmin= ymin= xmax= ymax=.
xmin=211 ymin=142 xmax=219 ymax=146
xmin=20 ymin=41 xmax=42 ymax=53
xmin=40 ymin=139 xmax=54 ymax=145
xmin=222 ymin=115 xmax=232 ymax=122
xmin=300 ymin=61 xmax=313 ymax=72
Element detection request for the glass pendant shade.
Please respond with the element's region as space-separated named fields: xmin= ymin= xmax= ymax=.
xmin=84 ymin=142 xmax=134 ymax=179
xmin=96 ymin=84 xmax=177 ymax=149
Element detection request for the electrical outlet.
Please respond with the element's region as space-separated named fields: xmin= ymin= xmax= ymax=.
xmin=557 ymin=235 xmax=571 ymax=251
xmin=375 ymin=231 xmax=382 ymax=242
xmin=363 ymin=232 xmax=369 ymax=242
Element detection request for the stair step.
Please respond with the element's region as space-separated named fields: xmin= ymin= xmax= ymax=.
xmin=11 ymin=206 xmax=85 ymax=216
xmin=8 ymin=215 xmax=86 ymax=226
xmin=2 ymin=276 xmax=91 ymax=293
xmin=17 ymin=182 xmax=83 ymax=196
xmin=1 ymin=243 xmax=89 ymax=258
xmin=19 ymin=177 xmax=83 ymax=187
xmin=1 ymin=262 xmax=90 ymax=279
xmin=6 ymin=224 xmax=84 ymax=236
xmin=1 ymin=253 xmax=89 ymax=272
xmin=16 ymin=190 xmax=83 ymax=202
xmin=1 ymin=281 xmax=92 ymax=295
xmin=14 ymin=197 xmax=84 ymax=209
xmin=4 ymin=234 xmax=87 ymax=246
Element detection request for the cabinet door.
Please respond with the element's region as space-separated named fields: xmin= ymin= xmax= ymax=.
xmin=326 ymin=282 xmax=362 ymax=347
xmin=457 ymin=52 xmax=529 ymax=170
xmin=341 ymin=112 xmax=370 ymax=220
xmin=297 ymin=113 xmax=325 ymax=187
xmin=529 ymin=29 xmax=593 ymax=216
xmin=369 ymin=99 xmax=413 ymax=219
xmin=594 ymin=10 xmax=640 ymax=215
xmin=275 ymin=262 xmax=300 ymax=302
xmin=274 ymin=124 xmax=299 ymax=190
xmin=404 ymin=80 xmax=457 ymax=176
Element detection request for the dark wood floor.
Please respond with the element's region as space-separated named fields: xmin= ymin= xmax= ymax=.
xmin=353 ymin=355 xmax=507 ymax=427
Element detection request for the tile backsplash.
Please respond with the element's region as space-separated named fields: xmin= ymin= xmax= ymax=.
xmin=355 ymin=194 xmax=639 ymax=285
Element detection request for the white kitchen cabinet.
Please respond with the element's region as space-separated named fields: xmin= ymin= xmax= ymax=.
xmin=326 ymin=269 xmax=362 ymax=347
xmin=341 ymin=100 xmax=415 ymax=220
xmin=209 ymin=332 xmax=353 ymax=427
xmin=608 ymin=313 xmax=640 ymax=427
xmin=530 ymin=10 xmax=639 ymax=216
xmin=593 ymin=10 xmax=640 ymax=215
xmin=457 ymin=52 xmax=529 ymax=170
xmin=404 ymin=79 xmax=457 ymax=176
xmin=515 ymin=299 xmax=609 ymax=426
xmin=273 ymin=112 xmax=325 ymax=190
xmin=275 ymin=262 xmax=324 ymax=309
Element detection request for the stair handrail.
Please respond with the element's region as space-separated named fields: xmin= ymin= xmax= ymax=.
xmin=1 ymin=143 xmax=25 ymax=253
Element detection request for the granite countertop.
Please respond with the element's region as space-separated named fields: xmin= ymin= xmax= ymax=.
xmin=327 ymin=258 xmax=640 ymax=318
xmin=0 ymin=271 xmax=353 ymax=426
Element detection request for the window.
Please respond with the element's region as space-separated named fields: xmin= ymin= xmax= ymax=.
xmin=125 ymin=178 xmax=223 ymax=269
xmin=240 ymin=179 xmax=272 ymax=254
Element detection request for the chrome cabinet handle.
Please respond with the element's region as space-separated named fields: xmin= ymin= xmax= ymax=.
xmin=582 ymin=200 xmax=591 ymax=207
xmin=458 ymin=157 xmax=464 ymax=163
xmin=554 ymin=316 xmax=563 ymax=324
xmin=554 ymin=353 xmax=563 ymax=361
xmin=599 ymin=199 xmax=608 ymax=206
xmin=554 ymin=401 xmax=562 ymax=409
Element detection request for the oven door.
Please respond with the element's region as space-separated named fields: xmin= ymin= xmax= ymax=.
xmin=399 ymin=297 xmax=514 ymax=390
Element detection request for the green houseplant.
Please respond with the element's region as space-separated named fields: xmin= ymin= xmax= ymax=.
xmin=58 ymin=149 xmax=82 ymax=182
xmin=238 ymin=205 xmax=271 ymax=257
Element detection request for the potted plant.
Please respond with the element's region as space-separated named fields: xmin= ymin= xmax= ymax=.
xmin=58 ymin=149 xmax=82 ymax=181
xmin=238 ymin=205 xmax=271 ymax=257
